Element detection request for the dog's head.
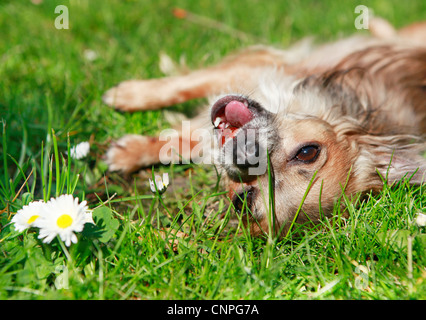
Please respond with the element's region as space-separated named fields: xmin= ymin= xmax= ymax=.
xmin=211 ymin=80 xmax=426 ymax=237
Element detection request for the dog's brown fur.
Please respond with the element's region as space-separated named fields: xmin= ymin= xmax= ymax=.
xmin=104 ymin=19 xmax=426 ymax=237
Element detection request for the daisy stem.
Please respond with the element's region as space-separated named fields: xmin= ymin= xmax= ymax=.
xmin=158 ymin=194 xmax=173 ymax=219
xmin=52 ymin=129 xmax=60 ymax=197
xmin=57 ymin=236 xmax=73 ymax=263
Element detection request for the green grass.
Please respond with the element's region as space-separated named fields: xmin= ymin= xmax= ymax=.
xmin=1 ymin=0 xmax=425 ymax=300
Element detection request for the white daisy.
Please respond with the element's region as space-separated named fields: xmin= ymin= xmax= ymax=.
xmin=149 ymin=173 xmax=169 ymax=193
xmin=36 ymin=194 xmax=92 ymax=247
xmin=415 ymin=212 xmax=426 ymax=227
xmin=83 ymin=49 xmax=98 ymax=62
xmin=69 ymin=141 xmax=90 ymax=160
xmin=11 ymin=201 xmax=45 ymax=232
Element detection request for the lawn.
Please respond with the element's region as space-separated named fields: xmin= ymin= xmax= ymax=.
xmin=0 ymin=0 xmax=425 ymax=301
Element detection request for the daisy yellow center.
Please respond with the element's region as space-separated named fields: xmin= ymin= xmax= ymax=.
xmin=27 ymin=215 xmax=39 ymax=224
xmin=57 ymin=214 xmax=73 ymax=229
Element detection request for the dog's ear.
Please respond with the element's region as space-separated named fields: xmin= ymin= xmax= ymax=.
xmin=374 ymin=149 xmax=426 ymax=185
xmin=354 ymin=135 xmax=426 ymax=188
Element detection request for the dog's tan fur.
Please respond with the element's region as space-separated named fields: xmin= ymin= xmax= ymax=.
xmin=104 ymin=19 xmax=426 ymax=237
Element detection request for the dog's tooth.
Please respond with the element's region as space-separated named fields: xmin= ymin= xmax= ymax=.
xmin=214 ymin=117 xmax=222 ymax=127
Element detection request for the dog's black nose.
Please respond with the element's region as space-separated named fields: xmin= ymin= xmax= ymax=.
xmin=232 ymin=187 xmax=256 ymax=215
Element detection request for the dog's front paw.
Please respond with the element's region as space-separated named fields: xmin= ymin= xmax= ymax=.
xmin=105 ymin=135 xmax=161 ymax=173
xmin=103 ymin=79 xmax=176 ymax=111
xmin=103 ymin=80 xmax=151 ymax=111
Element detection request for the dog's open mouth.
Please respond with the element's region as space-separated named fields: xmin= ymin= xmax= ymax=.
xmin=211 ymin=96 xmax=254 ymax=145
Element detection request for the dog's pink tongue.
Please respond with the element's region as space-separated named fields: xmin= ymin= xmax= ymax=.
xmin=224 ymin=100 xmax=253 ymax=127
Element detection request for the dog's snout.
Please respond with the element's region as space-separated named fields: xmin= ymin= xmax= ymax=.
xmin=213 ymin=94 xmax=277 ymax=181
xmin=233 ymin=130 xmax=260 ymax=168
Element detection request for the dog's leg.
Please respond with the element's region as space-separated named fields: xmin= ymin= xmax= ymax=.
xmin=102 ymin=46 xmax=298 ymax=112
xmin=369 ymin=17 xmax=426 ymax=44
xmin=105 ymin=110 xmax=213 ymax=173
xmin=398 ymin=21 xmax=426 ymax=43
xmin=105 ymin=134 xmax=201 ymax=173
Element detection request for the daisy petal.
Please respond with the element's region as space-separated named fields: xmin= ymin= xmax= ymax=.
xmin=163 ymin=173 xmax=169 ymax=187
xmin=149 ymin=179 xmax=156 ymax=192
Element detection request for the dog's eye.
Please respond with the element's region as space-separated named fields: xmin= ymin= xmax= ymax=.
xmin=295 ymin=145 xmax=320 ymax=163
xmin=232 ymin=188 xmax=255 ymax=214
